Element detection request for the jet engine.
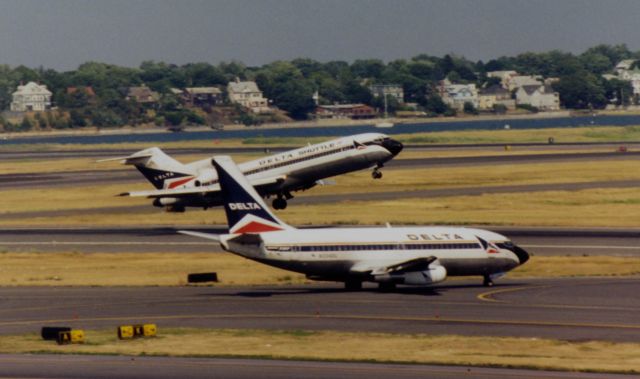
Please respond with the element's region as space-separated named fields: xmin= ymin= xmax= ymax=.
xmin=402 ymin=265 xmax=447 ymax=285
xmin=374 ymin=265 xmax=447 ymax=285
xmin=153 ymin=197 xmax=186 ymax=212
xmin=193 ymin=171 xmax=217 ymax=187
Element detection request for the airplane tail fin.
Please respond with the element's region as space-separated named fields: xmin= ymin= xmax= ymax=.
xmin=124 ymin=147 xmax=194 ymax=189
xmin=212 ymin=156 xmax=293 ymax=234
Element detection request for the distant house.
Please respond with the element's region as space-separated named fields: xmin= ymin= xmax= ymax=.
xmin=515 ymin=85 xmax=560 ymax=110
xmin=10 ymin=82 xmax=52 ymax=112
xmin=227 ymin=79 xmax=270 ymax=114
xmin=438 ymin=81 xmax=478 ymax=110
xmin=369 ymin=84 xmax=404 ymax=103
xmin=615 ymin=59 xmax=636 ymax=75
xmin=486 ymin=70 xmax=518 ymax=89
xmin=182 ymin=87 xmax=223 ymax=107
xmin=508 ymin=75 xmax=543 ymax=91
xmin=66 ymin=86 xmax=96 ymax=97
xmin=478 ymin=85 xmax=516 ymax=111
xmin=126 ymin=86 xmax=160 ymax=104
xmin=315 ymin=104 xmax=376 ymax=119
xmin=66 ymin=86 xmax=97 ymax=106
xmin=612 ymin=59 xmax=640 ymax=98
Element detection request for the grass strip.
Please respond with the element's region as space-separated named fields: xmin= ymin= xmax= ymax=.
xmin=0 ymin=252 xmax=638 ymax=286
xmin=0 ymin=328 xmax=638 ymax=374
xmin=2 ymin=125 xmax=640 ymax=153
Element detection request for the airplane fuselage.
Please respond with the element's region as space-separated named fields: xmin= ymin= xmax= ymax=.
xmin=160 ymin=134 xmax=398 ymax=208
xmin=221 ymin=226 xmax=527 ymax=283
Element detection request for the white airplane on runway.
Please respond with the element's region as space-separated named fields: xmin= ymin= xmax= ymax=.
xmin=106 ymin=133 xmax=403 ymax=212
xmin=180 ymin=156 xmax=530 ymax=289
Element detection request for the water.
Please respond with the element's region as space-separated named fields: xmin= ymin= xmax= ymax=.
xmin=1 ymin=114 xmax=638 ymax=145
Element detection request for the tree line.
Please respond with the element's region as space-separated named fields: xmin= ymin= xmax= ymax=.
xmin=0 ymin=43 xmax=638 ymax=131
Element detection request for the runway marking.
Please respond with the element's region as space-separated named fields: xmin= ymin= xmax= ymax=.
xmin=2 ymin=313 xmax=640 ymax=332
xmin=477 ymin=279 xmax=640 ymax=311
xmin=477 ymin=286 xmax=546 ymax=303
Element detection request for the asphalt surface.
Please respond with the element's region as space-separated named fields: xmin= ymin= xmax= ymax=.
xmin=1 ymin=226 xmax=639 ymax=256
xmin=0 ymin=141 xmax=638 ymax=160
xmin=1 ymin=278 xmax=639 ymax=343
xmin=1 ymin=149 xmax=639 ymax=189
xmin=1 ymin=144 xmax=639 ymax=378
xmin=0 ymin=354 xmax=633 ymax=379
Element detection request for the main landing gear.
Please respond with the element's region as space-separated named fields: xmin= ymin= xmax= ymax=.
xmin=378 ymin=282 xmax=397 ymax=291
xmin=483 ymin=275 xmax=494 ymax=287
xmin=372 ymin=164 xmax=383 ymax=179
xmin=272 ymin=192 xmax=293 ymax=210
xmin=344 ymin=280 xmax=363 ymax=291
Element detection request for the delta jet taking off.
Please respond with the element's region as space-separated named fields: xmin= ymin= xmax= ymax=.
xmin=110 ymin=133 xmax=403 ymax=212
xmin=181 ymin=156 xmax=530 ymax=289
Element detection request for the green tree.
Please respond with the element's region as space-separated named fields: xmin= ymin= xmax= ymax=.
xmin=553 ymin=72 xmax=607 ymax=109
xmin=603 ymin=78 xmax=633 ymax=106
xmin=463 ymin=101 xmax=478 ymax=115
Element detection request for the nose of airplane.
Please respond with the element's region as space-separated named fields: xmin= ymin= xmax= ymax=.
xmin=512 ymin=245 xmax=530 ymax=265
xmin=382 ymin=138 xmax=403 ymax=156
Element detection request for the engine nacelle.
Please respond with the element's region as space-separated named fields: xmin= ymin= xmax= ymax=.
xmin=375 ymin=265 xmax=447 ymax=285
xmin=402 ymin=265 xmax=447 ymax=285
xmin=193 ymin=171 xmax=217 ymax=187
xmin=153 ymin=197 xmax=179 ymax=207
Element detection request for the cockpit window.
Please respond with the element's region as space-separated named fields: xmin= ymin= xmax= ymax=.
xmin=496 ymin=241 xmax=514 ymax=251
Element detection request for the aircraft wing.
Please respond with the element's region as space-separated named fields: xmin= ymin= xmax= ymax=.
xmin=120 ymin=175 xmax=286 ymax=198
xmin=351 ymin=256 xmax=439 ymax=275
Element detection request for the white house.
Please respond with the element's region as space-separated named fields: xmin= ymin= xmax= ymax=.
xmin=508 ymin=75 xmax=543 ymax=91
xmin=227 ymin=79 xmax=270 ymax=114
xmin=611 ymin=60 xmax=640 ymax=98
xmin=438 ymin=81 xmax=478 ymax=110
xmin=369 ymin=84 xmax=404 ymax=103
xmin=10 ymin=82 xmax=52 ymax=112
xmin=478 ymin=85 xmax=516 ymax=111
xmin=515 ymin=85 xmax=560 ymax=110
xmin=486 ymin=70 xmax=517 ymax=89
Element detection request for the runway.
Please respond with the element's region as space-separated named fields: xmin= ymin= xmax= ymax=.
xmin=0 ymin=278 xmax=639 ymax=343
xmin=1 ymin=145 xmax=639 ymax=377
xmin=1 ymin=149 xmax=638 ymax=189
xmin=1 ymin=226 xmax=639 ymax=256
xmin=0 ymin=354 xmax=630 ymax=379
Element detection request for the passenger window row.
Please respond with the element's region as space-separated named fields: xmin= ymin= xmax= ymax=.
xmin=266 ymin=243 xmax=481 ymax=252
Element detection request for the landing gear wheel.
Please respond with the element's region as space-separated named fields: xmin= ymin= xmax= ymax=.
xmin=372 ymin=169 xmax=383 ymax=179
xmin=483 ymin=275 xmax=494 ymax=287
xmin=378 ymin=282 xmax=396 ymax=291
xmin=344 ymin=280 xmax=363 ymax=291
xmin=272 ymin=197 xmax=288 ymax=210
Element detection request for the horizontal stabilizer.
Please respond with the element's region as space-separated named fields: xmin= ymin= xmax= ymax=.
xmin=178 ymin=230 xmax=221 ymax=242
xmin=96 ymin=153 xmax=154 ymax=164
xmin=121 ymin=175 xmax=286 ymax=198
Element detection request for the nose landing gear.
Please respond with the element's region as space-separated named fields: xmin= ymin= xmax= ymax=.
xmin=372 ymin=164 xmax=383 ymax=179
xmin=483 ymin=275 xmax=494 ymax=287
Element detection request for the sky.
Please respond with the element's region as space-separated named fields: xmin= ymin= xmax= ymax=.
xmin=2 ymin=0 xmax=640 ymax=71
